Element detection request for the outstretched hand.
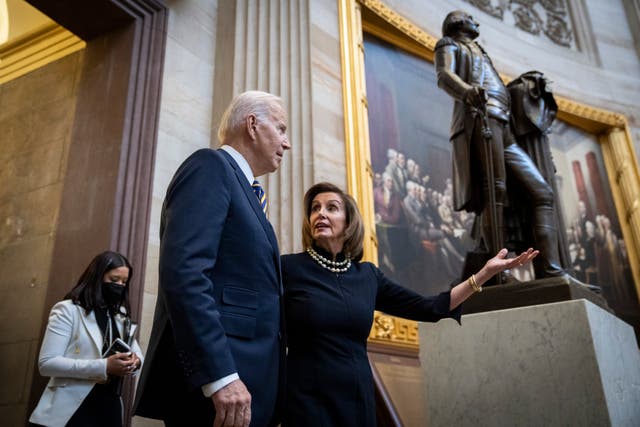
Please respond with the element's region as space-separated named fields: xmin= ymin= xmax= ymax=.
xmin=483 ymin=248 xmax=538 ymax=278
xmin=449 ymin=248 xmax=539 ymax=310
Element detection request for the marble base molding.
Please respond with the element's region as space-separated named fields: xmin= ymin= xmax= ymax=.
xmin=419 ymin=299 xmax=640 ymax=426
xmin=461 ymin=276 xmax=611 ymax=315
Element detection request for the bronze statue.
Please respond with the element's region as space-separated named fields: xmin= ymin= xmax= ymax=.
xmin=506 ymin=71 xmax=572 ymax=279
xmin=434 ymin=10 xmax=575 ymax=283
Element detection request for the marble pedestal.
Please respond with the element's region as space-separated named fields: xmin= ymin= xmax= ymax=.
xmin=419 ymin=299 xmax=640 ymax=426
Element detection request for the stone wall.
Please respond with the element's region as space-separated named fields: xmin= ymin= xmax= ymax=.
xmin=0 ymin=51 xmax=82 ymax=426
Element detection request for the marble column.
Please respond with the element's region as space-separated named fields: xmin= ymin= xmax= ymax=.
xmin=213 ymin=0 xmax=347 ymax=254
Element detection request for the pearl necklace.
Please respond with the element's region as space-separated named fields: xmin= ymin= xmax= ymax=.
xmin=306 ymin=247 xmax=351 ymax=273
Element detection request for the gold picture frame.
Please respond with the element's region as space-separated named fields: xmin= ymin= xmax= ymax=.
xmin=339 ymin=0 xmax=640 ymax=351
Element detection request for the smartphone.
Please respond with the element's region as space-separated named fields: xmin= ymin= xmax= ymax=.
xmin=104 ymin=337 xmax=132 ymax=357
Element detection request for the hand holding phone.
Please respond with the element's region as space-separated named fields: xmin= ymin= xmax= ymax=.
xmin=103 ymin=337 xmax=131 ymax=357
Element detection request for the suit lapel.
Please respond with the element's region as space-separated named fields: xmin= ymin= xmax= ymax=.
xmin=219 ymin=150 xmax=280 ymax=253
xmin=114 ymin=312 xmax=127 ymax=337
xmin=77 ymin=305 xmax=104 ymax=353
xmin=219 ymin=150 xmax=283 ymax=293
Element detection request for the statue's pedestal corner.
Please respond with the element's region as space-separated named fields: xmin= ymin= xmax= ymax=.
xmin=463 ymin=275 xmax=610 ymax=315
xmin=419 ymin=299 xmax=640 ymax=426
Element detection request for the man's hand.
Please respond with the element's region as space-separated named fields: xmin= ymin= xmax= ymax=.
xmin=212 ymin=379 xmax=251 ymax=427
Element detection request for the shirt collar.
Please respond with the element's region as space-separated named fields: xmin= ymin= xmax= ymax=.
xmin=220 ymin=145 xmax=255 ymax=185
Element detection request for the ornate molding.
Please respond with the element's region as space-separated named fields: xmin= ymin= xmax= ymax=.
xmin=368 ymin=312 xmax=419 ymax=350
xmin=555 ymin=96 xmax=627 ymax=132
xmin=464 ymin=0 xmax=574 ymax=48
xmin=360 ymin=0 xmax=438 ymax=53
xmin=465 ymin=0 xmax=504 ymax=19
xmin=600 ymin=126 xmax=640 ymax=300
xmin=0 ymin=23 xmax=85 ymax=84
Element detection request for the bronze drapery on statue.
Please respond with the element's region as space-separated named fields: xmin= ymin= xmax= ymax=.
xmin=505 ymin=71 xmax=572 ymax=278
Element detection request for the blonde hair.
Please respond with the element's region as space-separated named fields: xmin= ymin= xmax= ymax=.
xmin=301 ymin=182 xmax=364 ymax=261
xmin=217 ymin=91 xmax=284 ymax=144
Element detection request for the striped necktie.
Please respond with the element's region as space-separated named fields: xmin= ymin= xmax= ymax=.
xmin=252 ymin=180 xmax=267 ymax=215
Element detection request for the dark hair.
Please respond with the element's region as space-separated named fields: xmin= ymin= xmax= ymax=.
xmin=442 ymin=10 xmax=467 ymax=37
xmin=302 ymin=182 xmax=364 ymax=261
xmin=65 ymin=250 xmax=133 ymax=316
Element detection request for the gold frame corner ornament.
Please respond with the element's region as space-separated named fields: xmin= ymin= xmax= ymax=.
xmin=340 ymin=0 xmax=640 ymax=351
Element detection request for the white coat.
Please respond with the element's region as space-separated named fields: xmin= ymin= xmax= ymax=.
xmin=29 ymin=300 xmax=143 ymax=427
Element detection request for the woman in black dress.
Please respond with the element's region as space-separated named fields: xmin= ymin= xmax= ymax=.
xmin=282 ymin=183 xmax=537 ymax=426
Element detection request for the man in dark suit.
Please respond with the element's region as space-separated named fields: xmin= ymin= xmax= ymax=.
xmin=134 ymin=91 xmax=290 ymax=427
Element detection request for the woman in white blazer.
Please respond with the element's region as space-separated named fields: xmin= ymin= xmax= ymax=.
xmin=30 ymin=251 xmax=144 ymax=427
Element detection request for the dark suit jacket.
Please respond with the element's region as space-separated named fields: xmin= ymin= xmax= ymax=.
xmin=134 ymin=148 xmax=284 ymax=426
xmin=435 ymin=37 xmax=491 ymax=213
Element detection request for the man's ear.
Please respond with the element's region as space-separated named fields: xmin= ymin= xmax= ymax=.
xmin=246 ymin=114 xmax=257 ymax=139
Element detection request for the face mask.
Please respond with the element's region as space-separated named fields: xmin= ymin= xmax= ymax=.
xmin=103 ymin=282 xmax=126 ymax=307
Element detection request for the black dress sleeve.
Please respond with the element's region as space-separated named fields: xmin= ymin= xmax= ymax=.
xmin=369 ymin=263 xmax=462 ymax=324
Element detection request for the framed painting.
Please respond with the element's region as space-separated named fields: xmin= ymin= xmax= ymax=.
xmin=364 ymin=33 xmax=473 ymax=297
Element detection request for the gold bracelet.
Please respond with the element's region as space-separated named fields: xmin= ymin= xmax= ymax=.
xmin=469 ymin=274 xmax=482 ymax=292
xmin=473 ymin=274 xmax=482 ymax=292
